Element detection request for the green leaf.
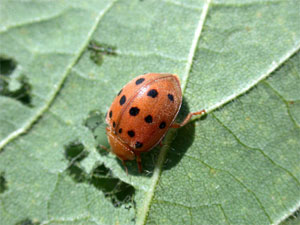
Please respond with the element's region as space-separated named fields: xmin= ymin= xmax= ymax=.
xmin=0 ymin=0 xmax=299 ymax=225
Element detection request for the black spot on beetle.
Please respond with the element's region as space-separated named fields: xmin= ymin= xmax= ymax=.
xmin=109 ymin=110 xmax=112 ymax=118
xmin=129 ymin=107 xmax=140 ymax=116
xmin=135 ymin=142 xmax=143 ymax=148
xmin=147 ymin=89 xmax=158 ymax=98
xmin=113 ymin=121 xmax=116 ymax=128
xmin=127 ymin=130 xmax=135 ymax=137
xmin=144 ymin=115 xmax=153 ymax=123
xmin=119 ymin=128 xmax=122 ymax=133
xmin=136 ymin=78 xmax=145 ymax=85
xmin=120 ymin=95 xmax=126 ymax=105
xmin=168 ymin=94 xmax=174 ymax=102
xmin=159 ymin=121 xmax=166 ymax=129
xmin=118 ymin=89 xmax=123 ymax=96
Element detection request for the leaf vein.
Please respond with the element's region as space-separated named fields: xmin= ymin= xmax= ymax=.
xmin=263 ymin=80 xmax=300 ymax=128
xmin=211 ymin=112 xmax=300 ymax=186
xmin=184 ymin=154 xmax=273 ymax=223
xmin=46 ymin=173 xmax=60 ymax=220
xmin=0 ymin=9 xmax=67 ymax=33
xmin=181 ymin=0 xmax=212 ymax=93
xmin=218 ymin=204 xmax=230 ymax=225
xmin=204 ymin=42 xmax=300 ymax=114
xmin=116 ymin=50 xmax=186 ymax=62
xmin=162 ymin=0 xmax=202 ymax=11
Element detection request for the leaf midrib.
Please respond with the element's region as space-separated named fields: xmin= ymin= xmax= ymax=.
xmin=136 ymin=0 xmax=212 ymax=224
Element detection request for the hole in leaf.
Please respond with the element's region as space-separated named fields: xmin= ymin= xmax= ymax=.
xmin=90 ymin=164 xmax=135 ymax=208
xmin=84 ymin=110 xmax=105 ymax=132
xmin=15 ymin=218 xmax=40 ymax=225
xmin=0 ymin=172 xmax=8 ymax=193
xmin=0 ymin=57 xmax=32 ymax=107
xmin=0 ymin=75 xmax=32 ymax=106
xmin=64 ymin=141 xmax=89 ymax=183
xmin=88 ymin=40 xmax=117 ymax=65
xmin=64 ymin=141 xmax=135 ymax=208
xmin=0 ymin=57 xmax=17 ymax=76
xmin=67 ymin=164 xmax=87 ymax=183
xmin=84 ymin=110 xmax=109 ymax=155
xmin=64 ymin=141 xmax=88 ymax=162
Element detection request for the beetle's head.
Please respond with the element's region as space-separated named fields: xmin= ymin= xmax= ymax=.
xmin=106 ymin=127 xmax=135 ymax=161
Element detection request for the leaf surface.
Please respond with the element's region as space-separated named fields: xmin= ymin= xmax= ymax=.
xmin=0 ymin=0 xmax=299 ymax=224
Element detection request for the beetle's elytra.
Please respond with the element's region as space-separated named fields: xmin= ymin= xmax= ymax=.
xmin=105 ymin=73 xmax=205 ymax=172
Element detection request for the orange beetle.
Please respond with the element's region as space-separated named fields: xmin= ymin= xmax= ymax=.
xmin=105 ymin=73 xmax=205 ymax=172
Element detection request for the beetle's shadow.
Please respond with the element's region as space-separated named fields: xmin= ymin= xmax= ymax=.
xmin=162 ymin=97 xmax=207 ymax=171
xmin=119 ymin=97 xmax=207 ymax=176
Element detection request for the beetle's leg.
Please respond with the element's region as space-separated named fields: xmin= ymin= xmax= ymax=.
xmin=171 ymin=109 xmax=206 ymax=128
xmin=121 ymin=160 xmax=128 ymax=176
xmin=135 ymin=152 xmax=143 ymax=173
xmin=159 ymin=141 xmax=164 ymax=147
xmin=99 ymin=144 xmax=110 ymax=152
